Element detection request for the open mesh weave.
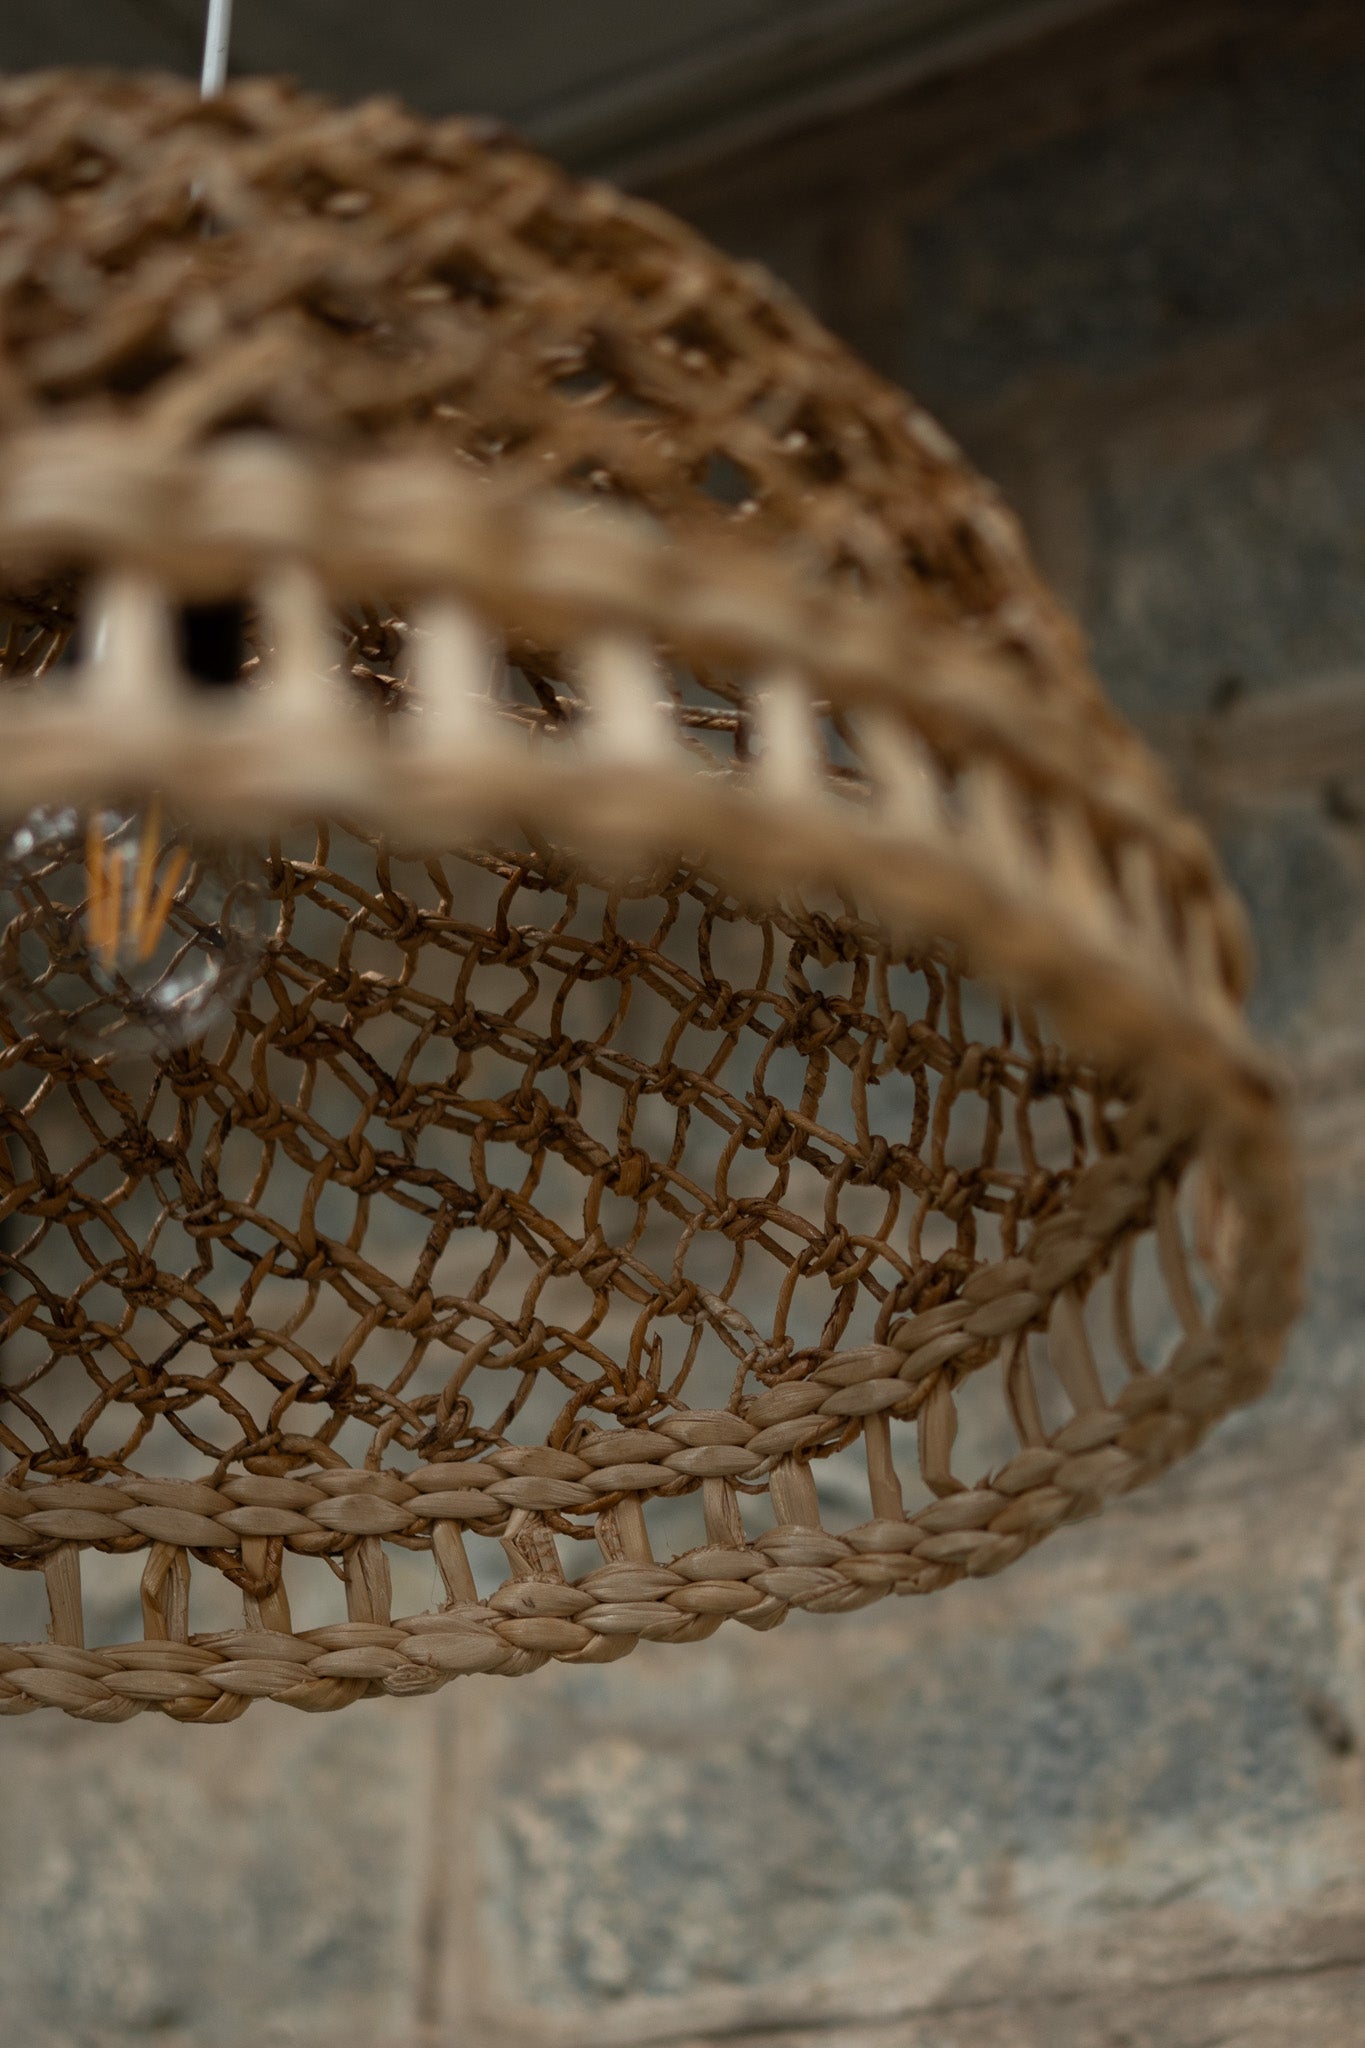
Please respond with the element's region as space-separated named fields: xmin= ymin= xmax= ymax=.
xmin=0 ymin=74 xmax=1299 ymax=1720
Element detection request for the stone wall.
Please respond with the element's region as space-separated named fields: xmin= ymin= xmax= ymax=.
xmin=3 ymin=6 xmax=1365 ymax=2045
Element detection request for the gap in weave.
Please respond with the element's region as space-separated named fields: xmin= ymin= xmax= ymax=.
xmin=80 ymin=1547 xmax=146 ymax=1647
xmin=1127 ymin=1218 xmax=1209 ymax=1371
xmin=191 ymin=1555 xmax=251 ymax=1636
xmin=1021 ymin=1330 xmax=1078 ymax=1441
xmin=958 ymin=1355 xmax=1038 ymax=1479
xmin=964 ymin=1209 xmax=1008 ymax=1275
xmin=1181 ymin=1169 xmax=1223 ymax=1328
xmin=698 ymin=451 xmax=758 ymax=510
xmin=0 ymin=1564 xmax=48 ymax=1645
xmin=270 ymin=1545 xmax=343 ymax=1634
xmin=1023 ymin=1092 xmax=1087 ymax=1175
xmin=1078 ymin=1274 xmax=1140 ymax=1410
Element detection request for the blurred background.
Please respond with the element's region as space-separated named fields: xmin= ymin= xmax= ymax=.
xmin=2 ymin=3 xmax=1365 ymax=2044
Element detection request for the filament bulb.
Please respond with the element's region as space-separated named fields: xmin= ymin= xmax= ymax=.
xmin=0 ymin=797 xmax=271 ymax=1056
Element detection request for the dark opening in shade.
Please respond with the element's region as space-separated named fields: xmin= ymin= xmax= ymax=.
xmin=178 ymin=601 xmax=248 ymax=687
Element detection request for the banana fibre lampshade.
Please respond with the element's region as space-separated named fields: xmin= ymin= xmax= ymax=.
xmin=0 ymin=72 xmax=1300 ymax=1722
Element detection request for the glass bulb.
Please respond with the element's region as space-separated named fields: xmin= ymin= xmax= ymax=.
xmin=0 ymin=797 xmax=272 ymax=1057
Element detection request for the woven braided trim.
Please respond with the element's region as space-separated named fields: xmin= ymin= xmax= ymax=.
xmin=0 ymin=1100 xmax=1296 ymax=1721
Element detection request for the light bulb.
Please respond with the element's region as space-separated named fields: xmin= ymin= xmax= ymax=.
xmin=0 ymin=796 xmax=272 ymax=1057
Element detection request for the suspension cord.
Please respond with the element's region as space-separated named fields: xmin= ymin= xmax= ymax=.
xmin=200 ymin=0 xmax=234 ymax=98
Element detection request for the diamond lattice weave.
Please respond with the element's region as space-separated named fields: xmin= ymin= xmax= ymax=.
xmin=0 ymin=73 xmax=1299 ymax=1720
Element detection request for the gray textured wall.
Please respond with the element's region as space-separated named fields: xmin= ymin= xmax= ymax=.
xmin=3 ymin=9 xmax=1365 ymax=2047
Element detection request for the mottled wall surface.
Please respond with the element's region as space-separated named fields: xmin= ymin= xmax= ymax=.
xmin=3 ymin=12 xmax=1365 ymax=2048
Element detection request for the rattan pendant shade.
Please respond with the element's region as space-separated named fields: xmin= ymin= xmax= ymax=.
xmin=0 ymin=72 xmax=1299 ymax=1722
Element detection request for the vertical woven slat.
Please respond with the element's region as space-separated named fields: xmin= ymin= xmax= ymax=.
xmin=863 ymin=1412 xmax=905 ymax=1523
xmin=141 ymin=1542 xmax=191 ymax=1642
xmin=43 ymin=1544 xmax=84 ymax=1649
xmin=344 ymin=1539 xmax=393 ymax=1627
xmin=770 ymin=1457 xmax=822 ymax=1529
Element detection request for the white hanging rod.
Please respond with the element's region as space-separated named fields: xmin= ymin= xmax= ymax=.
xmin=200 ymin=0 xmax=234 ymax=99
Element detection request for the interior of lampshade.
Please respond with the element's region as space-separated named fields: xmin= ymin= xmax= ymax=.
xmin=0 ymin=790 xmax=1220 ymax=1506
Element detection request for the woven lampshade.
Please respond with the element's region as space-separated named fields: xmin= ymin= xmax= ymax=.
xmin=0 ymin=72 xmax=1299 ymax=1722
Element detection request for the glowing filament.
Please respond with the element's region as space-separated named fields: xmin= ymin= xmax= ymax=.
xmin=83 ymin=799 xmax=190 ymax=972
